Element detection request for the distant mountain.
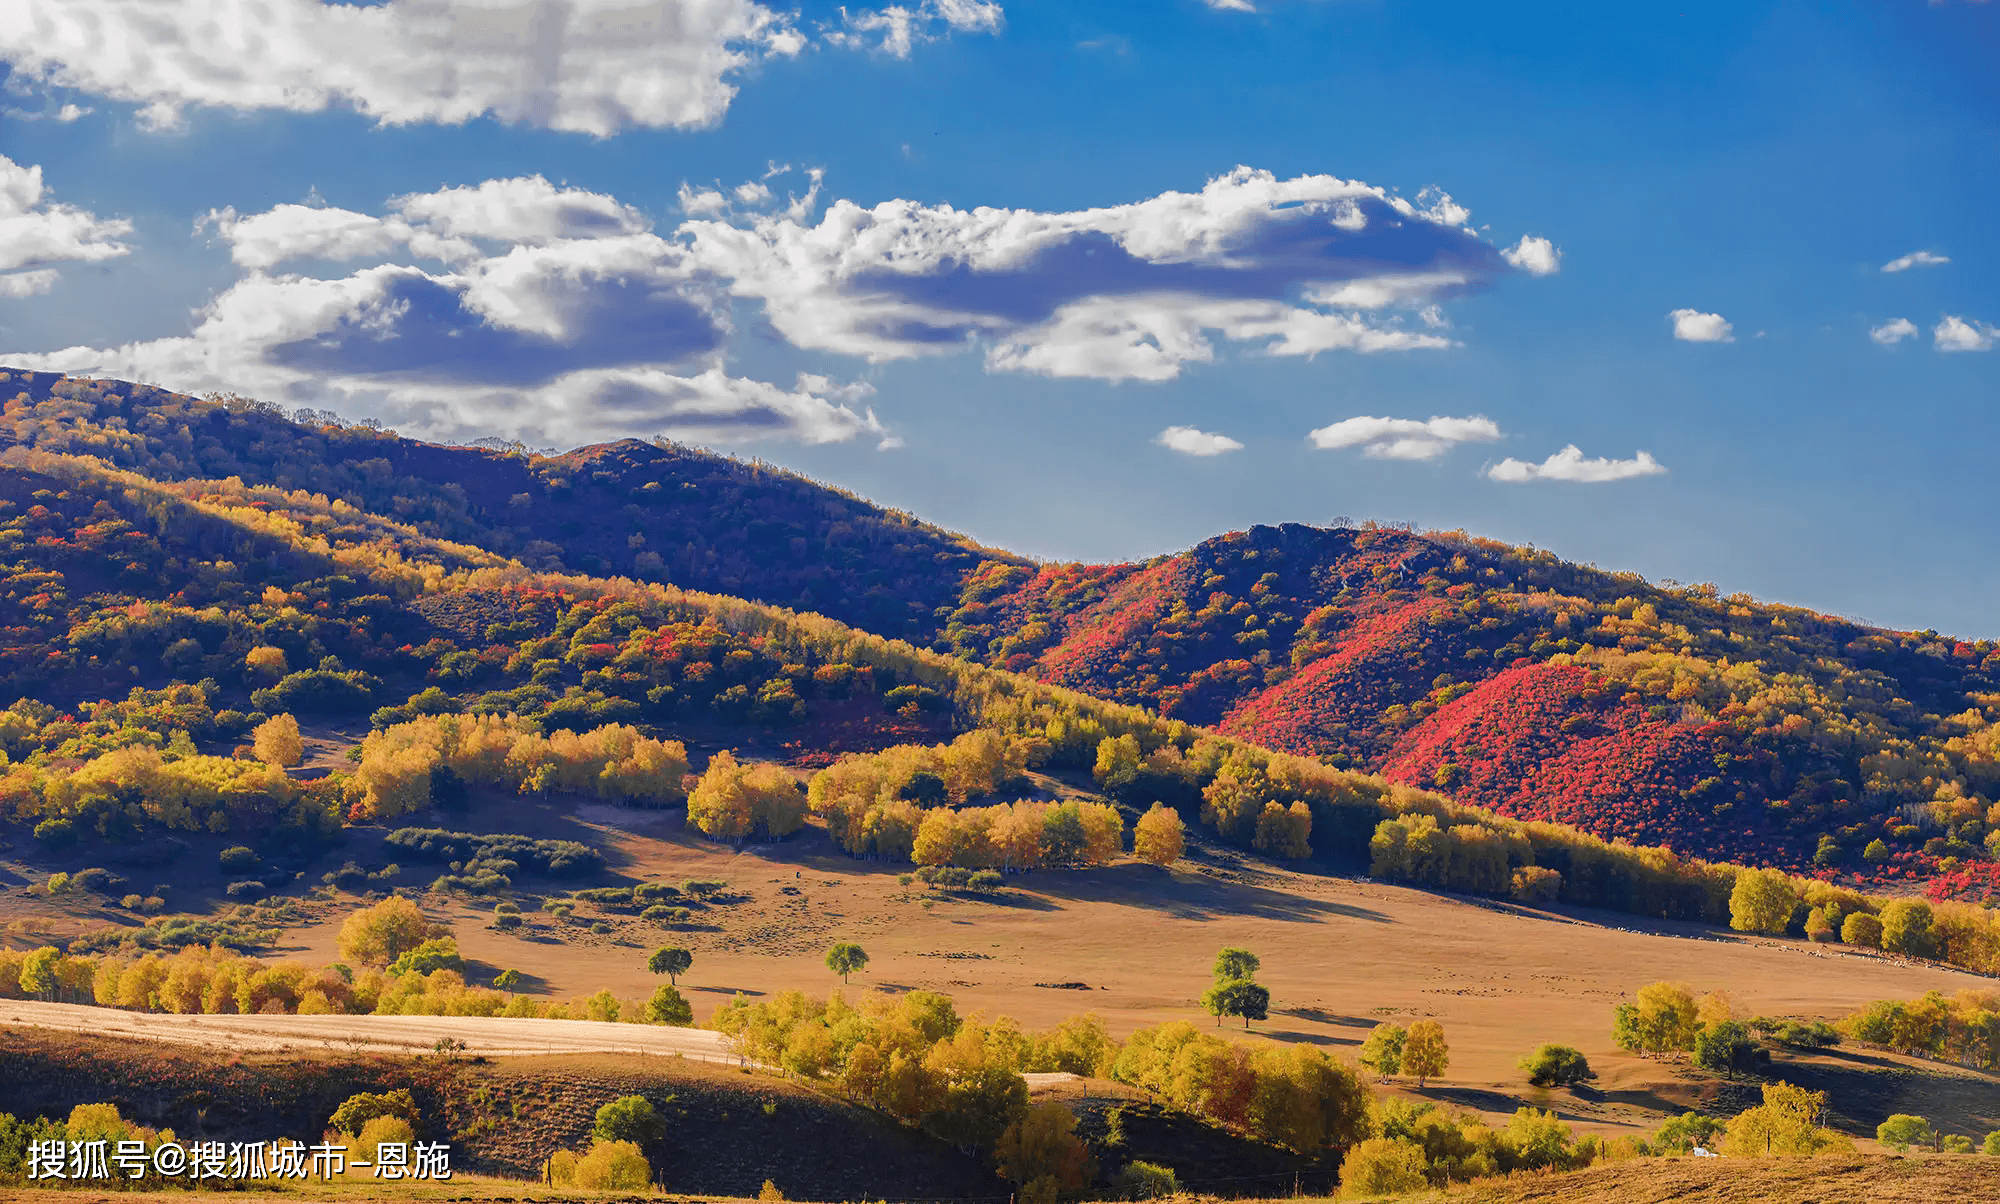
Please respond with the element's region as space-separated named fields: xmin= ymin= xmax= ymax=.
xmin=4 ymin=367 xmax=1997 ymax=893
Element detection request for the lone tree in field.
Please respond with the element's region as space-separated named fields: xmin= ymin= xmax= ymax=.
xmin=1202 ymin=978 xmax=1271 ymax=1029
xmin=1401 ymin=1020 xmax=1450 ymax=1087
xmin=647 ymin=946 xmax=693 ymax=985
xmin=826 ymin=942 xmax=869 ymax=983
xmin=493 ymin=968 xmax=523 ymax=993
xmin=1358 ymin=1023 xmax=1407 ymax=1082
xmin=1212 ymin=948 xmax=1260 ymax=982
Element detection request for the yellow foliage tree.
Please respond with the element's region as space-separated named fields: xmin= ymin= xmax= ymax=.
xmin=1133 ymin=803 xmax=1185 ymax=866
xmin=338 ymin=896 xmax=447 ymax=968
xmin=252 ymin=713 xmax=303 ymax=768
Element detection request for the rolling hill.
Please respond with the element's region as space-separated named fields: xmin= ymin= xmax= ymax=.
xmin=4 ymin=366 xmax=2000 ymax=899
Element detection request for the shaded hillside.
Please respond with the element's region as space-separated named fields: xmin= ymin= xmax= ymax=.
xmin=0 ymin=368 xmax=1022 ymax=641
xmin=0 ymin=1030 xmax=1001 ymax=1198
xmin=941 ymin=523 xmax=2000 ymax=885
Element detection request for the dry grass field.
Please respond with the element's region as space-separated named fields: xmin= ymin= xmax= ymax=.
xmin=202 ymin=787 xmax=2000 ymax=1144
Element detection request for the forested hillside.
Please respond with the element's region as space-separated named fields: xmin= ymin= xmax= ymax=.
xmin=4 ymin=368 xmax=2000 ymax=904
xmin=0 ymin=369 xmax=1020 ymax=641
xmin=941 ymin=525 xmax=2000 ymax=894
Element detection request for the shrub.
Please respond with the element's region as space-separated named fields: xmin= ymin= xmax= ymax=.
xmin=493 ymin=913 xmax=522 ymax=930
xmin=224 ymin=880 xmax=267 ymax=900
xmin=354 ymin=1115 xmax=414 ymax=1164
xmin=219 ymin=846 xmax=258 ymax=873
xmin=561 ymin=1139 xmax=651 ymax=1189
xmin=642 ymin=904 xmax=671 ymax=921
xmin=1113 ymin=1161 xmax=1178 ymax=1199
xmin=1692 ymin=1021 xmax=1765 ymax=1076
xmin=1338 ymin=1138 xmax=1428 ymax=1198
xmin=1518 ymin=1044 xmax=1592 ymax=1087
xmin=1943 ymin=1134 xmax=1974 ymax=1154
xmin=1842 ymin=912 xmax=1884 ymax=948
xmin=593 ymin=1095 xmax=665 ymax=1144
xmin=645 ymin=984 xmax=694 ymax=1026
xmin=329 ymin=1089 xmax=419 ymax=1136
xmin=1877 ymin=1114 xmax=1933 ymax=1152
xmin=1983 ymin=1130 xmax=2000 ymax=1155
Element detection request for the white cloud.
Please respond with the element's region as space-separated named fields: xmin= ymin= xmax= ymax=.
xmin=0 ymin=155 xmax=132 ymax=284
xmin=1501 ymin=235 xmax=1561 ymax=276
xmin=0 ymin=269 xmax=61 ymax=297
xmin=1204 ymin=0 xmax=1259 ymax=9
xmin=1155 ymin=425 xmax=1243 ymax=456
xmin=679 ymin=164 xmax=1552 ymax=381
xmin=1308 ymin=414 xmax=1501 ymax=461
xmin=197 ymin=176 xmax=653 ymax=270
xmin=1870 ymin=317 xmax=1918 ymax=346
xmin=3 ymin=165 xmax=1558 ymax=439
xmin=1934 ymin=316 xmax=1996 ymax=353
xmin=1882 ymin=250 xmax=1949 ymax=273
xmin=0 ymin=176 xmax=878 ymax=447
xmin=0 ymin=0 xmax=987 ymax=137
xmin=1669 ymin=308 xmax=1733 ymax=343
xmin=1488 ymin=445 xmax=1666 ymax=483
xmin=825 ymin=1 xmax=1004 ymax=59
xmin=54 ymin=103 xmax=91 ymax=122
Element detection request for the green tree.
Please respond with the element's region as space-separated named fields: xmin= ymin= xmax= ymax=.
xmin=1202 ymin=979 xmax=1270 ymax=1029
xmin=1982 ymin=1129 xmax=2000 ymax=1156
xmin=645 ymin=984 xmax=694 ymax=1026
xmin=387 ymin=936 xmax=464 ymax=978
xmin=493 ymin=968 xmax=523 ymax=993
xmin=1518 ymin=1044 xmax=1592 ymax=1087
xmin=826 ymin=942 xmax=869 ymax=983
xmin=1842 ymin=911 xmax=1884 ymax=948
xmin=1728 ymin=868 xmax=1797 ymax=936
xmin=1357 ymin=1023 xmax=1406 ymax=1082
xmin=647 ymin=946 xmax=693 ymax=985
xmin=594 ymin=1095 xmax=665 ymax=1144
xmin=1692 ymin=1021 xmax=1759 ymax=1076
xmin=1092 ymin=735 xmax=1141 ymax=797
xmin=1879 ymin=899 xmax=1935 ymax=958
xmin=1862 ymin=838 xmax=1890 ymax=863
xmin=1212 ymin=947 xmax=1261 ymax=982
xmin=1401 ymin=1020 xmax=1449 ymax=1087
xmin=1876 ymin=1114 xmax=1934 ymax=1152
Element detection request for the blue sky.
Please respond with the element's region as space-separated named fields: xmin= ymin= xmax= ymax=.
xmin=1 ymin=0 xmax=1996 ymax=635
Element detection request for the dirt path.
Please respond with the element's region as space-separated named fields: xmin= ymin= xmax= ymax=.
xmin=0 ymin=999 xmax=743 ymax=1062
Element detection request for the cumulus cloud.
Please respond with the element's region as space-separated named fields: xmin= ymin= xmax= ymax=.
xmin=4 ymin=164 xmax=1558 ymax=439
xmin=0 ymin=155 xmax=132 ymax=292
xmin=1155 ymin=425 xmax=1243 ymax=456
xmin=1307 ymin=414 xmax=1501 ymax=461
xmin=1882 ymin=249 xmax=1949 ymax=273
xmin=825 ymin=0 xmax=1004 ymax=58
xmin=1934 ymin=316 xmax=1996 ymax=353
xmin=1668 ymin=308 xmax=1733 ymax=343
xmin=0 ymin=0 xmax=992 ymax=136
xmin=1870 ymin=317 xmax=1918 ymax=346
xmin=1487 ymin=445 xmax=1666 ymax=483
xmin=1 ymin=175 xmax=880 ymax=447
xmin=1501 ymin=235 xmax=1561 ymax=276
xmin=680 ymin=165 xmax=1557 ymax=382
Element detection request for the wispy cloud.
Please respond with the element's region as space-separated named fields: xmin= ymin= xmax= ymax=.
xmin=1488 ymin=445 xmax=1666 ymax=483
xmin=1882 ymin=250 xmax=1949 ymax=273
xmin=1308 ymin=415 xmax=1502 ymax=461
xmin=1156 ymin=425 xmax=1243 ymax=456
xmin=825 ymin=1 xmax=1004 ymax=59
xmin=1870 ymin=318 xmax=1918 ymax=346
xmin=1935 ymin=316 xmax=1996 ymax=353
xmin=1669 ymin=308 xmax=1733 ymax=343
